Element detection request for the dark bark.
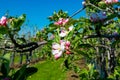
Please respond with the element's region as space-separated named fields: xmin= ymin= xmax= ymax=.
xmin=19 ymin=53 xmax=23 ymax=64
xmin=99 ymin=39 xmax=108 ymax=78
xmin=10 ymin=52 xmax=15 ymax=66
xmin=84 ymin=34 xmax=120 ymax=39
xmin=109 ymin=47 xmax=116 ymax=73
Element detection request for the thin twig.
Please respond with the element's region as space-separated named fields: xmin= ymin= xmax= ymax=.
xmin=69 ymin=7 xmax=86 ymax=18
xmin=87 ymin=2 xmax=103 ymax=11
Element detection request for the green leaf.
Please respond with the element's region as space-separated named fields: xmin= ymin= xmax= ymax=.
xmin=0 ymin=26 xmax=8 ymax=34
xmin=10 ymin=14 xmax=26 ymax=31
xmin=79 ymin=44 xmax=94 ymax=48
xmin=112 ymin=40 xmax=120 ymax=47
xmin=0 ymin=57 xmax=10 ymax=77
xmin=12 ymin=65 xmax=37 ymax=80
xmin=12 ymin=64 xmax=27 ymax=80
xmin=0 ymin=34 xmax=3 ymax=39
xmin=79 ymin=68 xmax=89 ymax=79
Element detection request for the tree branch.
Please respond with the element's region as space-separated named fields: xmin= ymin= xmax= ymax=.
xmin=84 ymin=34 xmax=120 ymax=39
xmin=0 ymin=41 xmax=47 ymax=52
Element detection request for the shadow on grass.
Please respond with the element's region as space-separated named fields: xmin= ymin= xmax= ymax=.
xmin=27 ymin=58 xmax=66 ymax=80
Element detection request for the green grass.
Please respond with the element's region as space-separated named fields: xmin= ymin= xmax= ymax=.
xmin=27 ymin=58 xmax=66 ymax=80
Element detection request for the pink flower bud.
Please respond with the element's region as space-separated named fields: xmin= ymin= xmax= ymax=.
xmin=105 ymin=0 xmax=112 ymax=4
xmin=54 ymin=54 xmax=60 ymax=60
xmin=105 ymin=0 xmax=118 ymax=4
xmin=65 ymin=46 xmax=69 ymax=50
xmin=54 ymin=52 xmax=62 ymax=60
xmin=62 ymin=18 xmax=69 ymax=25
xmin=54 ymin=18 xmax=69 ymax=26
xmin=65 ymin=41 xmax=70 ymax=47
xmin=113 ymin=0 xmax=118 ymax=3
xmin=66 ymin=51 xmax=71 ymax=55
xmin=0 ymin=16 xmax=7 ymax=26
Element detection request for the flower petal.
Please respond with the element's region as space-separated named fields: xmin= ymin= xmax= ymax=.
xmin=52 ymin=50 xmax=60 ymax=55
xmin=54 ymin=51 xmax=62 ymax=59
xmin=69 ymin=26 xmax=74 ymax=31
xmin=52 ymin=43 xmax=60 ymax=50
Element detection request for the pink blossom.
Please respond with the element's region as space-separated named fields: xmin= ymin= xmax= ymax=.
xmin=60 ymin=40 xmax=65 ymax=44
xmin=65 ymin=41 xmax=70 ymax=47
xmin=52 ymin=40 xmax=71 ymax=59
xmin=54 ymin=18 xmax=69 ymax=26
xmin=59 ymin=30 xmax=68 ymax=37
xmin=65 ymin=41 xmax=70 ymax=51
xmin=54 ymin=51 xmax=62 ymax=59
xmin=105 ymin=0 xmax=118 ymax=4
xmin=54 ymin=18 xmax=63 ymax=25
xmin=105 ymin=0 xmax=112 ymax=4
xmin=62 ymin=18 xmax=69 ymax=25
xmin=66 ymin=50 xmax=71 ymax=55
xmin=52 ymin=42 xmax=65 ymax=59
xmin=0 ymin=16 xmax=7 ymax=26
xmin=52 ymin=43 xmax=61 ymax=50
xmin=113 ymin=0 xmax=118 ymax=3
xmin=65 ymin=46 xmax=69 ymax=50
xmin=60 ymin=40 xmax=66 ymax=51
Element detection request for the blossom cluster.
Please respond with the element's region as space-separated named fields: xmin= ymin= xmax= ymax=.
xmin=52 ymin=40 xmax=71 ymax=59
xmin=90 ymin=11 xmax=107 ymax=22
xmin=59 ymin=26 xmax=74 ymax=37
xmin=104 ymin=0 xmax=118 ymax=4
xmin=0 ymin=16 xmax=7 ymax=26
xmin=52 ymin=18 xmax=73 ymax=59
xmin=54 ymin=18 xmax=69 ymax=26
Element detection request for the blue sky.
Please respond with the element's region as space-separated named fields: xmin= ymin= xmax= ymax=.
xmin=0 ymin=0 xmax=84 ymax=35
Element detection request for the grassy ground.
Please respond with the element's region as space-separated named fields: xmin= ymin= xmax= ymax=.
xmin=27 ymin=58 xmax=66 ymax=80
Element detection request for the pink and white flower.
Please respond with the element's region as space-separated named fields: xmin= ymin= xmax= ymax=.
xmin=66 ymin=50 xmax=71 ymax=55
xmin=0 ymin=16 xmax=7 ymax=26
xmin=52 ymin=42 xmax=65 ymax=59
xmin=54 ymin=51 xmax=62 ymax=59
xmin=65 ymin=41 xmax=71 ymax=51
xmin=54 ymin=18 xmax=69 ymax=26
xmin=105 ymin=0 xmax=118 ymax=4
xmin=65 ymin=41 xmax=70 ymax=47
xmin=62 ymin=18 xmax=69 ymax=25
xmin=59 ymin=30 xmax=68 ymax=37
xmin=113 ymin=0 xmax=119 ymax=3
xmin=52 ymin=40 xmax=71 ymax=59
xmin=52 ymin=43 xmax=61 ymax=50
xmin=60 ymin=40 xmax=66 ymax=51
